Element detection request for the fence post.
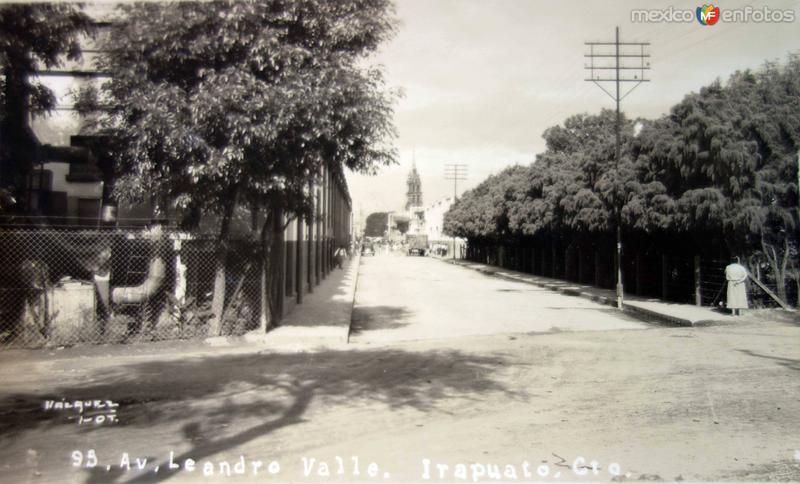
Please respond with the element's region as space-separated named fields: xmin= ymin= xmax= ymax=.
xmin=274 ymin=208 xmax=286 ymax=322
xmin=260 ymin=247 xmax=268 ymax=332
xmin=694 ymin=255 xmax=702 ymax=306
xmin=308 ymin=214 xmax=314 ymax=294
xmin=594 ymin=250 xmax=601 ymax=287
xmin=635 ymin=253 xmax=643 ymax=295
xmin=296 ymin=217 xmax=304 ymax=304
xmin=661 ymin=254 xmax=669 ymax=300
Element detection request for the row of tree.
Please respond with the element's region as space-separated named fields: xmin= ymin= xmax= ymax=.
xmin=445 ymin=54 xmax=800 ymax=304
xmin=1 ymin=1 xmax=399 ymax=331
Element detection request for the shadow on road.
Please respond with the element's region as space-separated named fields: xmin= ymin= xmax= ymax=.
xmin=350 ymin=305 xmax=414 ymax=334
xmin=0 ymin=346 xmax=518 ymax=483
xmin=736 ymin=349 xmax=800 ymax=371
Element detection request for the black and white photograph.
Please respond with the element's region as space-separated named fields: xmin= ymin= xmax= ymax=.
xmin=0 ymin=0 xmax=798 ymax=482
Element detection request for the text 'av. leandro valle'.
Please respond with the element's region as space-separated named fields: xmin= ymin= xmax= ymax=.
xmin=71 ymin=450 xmax=629 ymax=481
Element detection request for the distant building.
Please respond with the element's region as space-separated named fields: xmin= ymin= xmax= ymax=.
xmin=405 ymin=162 xmax=423 ymax=211
xmin=424 ymin=197 xmax=455 ymax=241
xmin=423 ymin=196 xmax=466 ymax=258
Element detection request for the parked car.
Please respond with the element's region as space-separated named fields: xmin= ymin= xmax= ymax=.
xmin=361 ymin=244 xmax=375 ymax=256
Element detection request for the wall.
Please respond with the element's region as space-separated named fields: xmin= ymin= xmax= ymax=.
xmin=272 ymin=162 xmax=352 ymax=323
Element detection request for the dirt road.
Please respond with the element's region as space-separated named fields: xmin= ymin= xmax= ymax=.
xmin=0 ymin=315 xmax=798 ymax=483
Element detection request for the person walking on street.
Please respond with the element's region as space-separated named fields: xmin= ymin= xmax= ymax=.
xmin=725 ymin=258 xmax=749 ymax=316
xmin=334 ymin=246 xmax=345 ymax=269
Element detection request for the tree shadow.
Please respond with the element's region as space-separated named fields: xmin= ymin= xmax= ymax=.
xmin=736 ymin=349 xmax=800 ymax=371
xmin=0 ymin=346 xmax=519 ymax=483
xmin=350 ymin=305 xmax=414 ymax=333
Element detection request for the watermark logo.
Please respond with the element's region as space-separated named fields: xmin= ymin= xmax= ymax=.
xmin=632 ymin=5 xmax=795 ymax=23
xmin=696 ymin=4 xmax=720 ymax=25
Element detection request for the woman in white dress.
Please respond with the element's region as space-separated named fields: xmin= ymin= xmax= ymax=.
xmin=724 ymin=258 xmax=749 ymax=316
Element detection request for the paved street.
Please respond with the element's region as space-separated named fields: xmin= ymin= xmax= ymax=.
xmin=351 ymin=252 xmax=646 ymax=343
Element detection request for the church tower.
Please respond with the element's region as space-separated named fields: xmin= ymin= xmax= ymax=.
xmin=406 ymin=158 xmax=423 ymax=211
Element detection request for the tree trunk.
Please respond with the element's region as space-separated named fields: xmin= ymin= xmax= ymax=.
xmin=258 ymin=207 xmax=290 ymax=331
xmin=207 ymin=185 xmax=238 ymax=336
xmin=772 ymin=245 xmax=789 ymax=304
xmin=762 ymin=235 xmax=789 ymax=305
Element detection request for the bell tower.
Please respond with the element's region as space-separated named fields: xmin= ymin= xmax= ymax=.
xmin=405 ymin=157 xmax=423 ymax=211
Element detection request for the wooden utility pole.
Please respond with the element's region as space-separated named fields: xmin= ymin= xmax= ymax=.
xmin=584 ymin=27 xmax=650 ymax=309
xmin=445 ymin=163 xmax=467 ymax=260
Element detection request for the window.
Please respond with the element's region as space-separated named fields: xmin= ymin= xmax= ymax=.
xmin=77 ymin=198 xmax=101 ymax=224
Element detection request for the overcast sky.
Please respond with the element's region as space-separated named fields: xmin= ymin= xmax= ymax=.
xmin=345 ymin=0 xmax=800 ymax=222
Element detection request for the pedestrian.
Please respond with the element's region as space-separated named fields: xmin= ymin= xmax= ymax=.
xmin=724 ymin=257 xmax=749 ymax=316
xmin=334 ymin=246 xmax=345 ymax=269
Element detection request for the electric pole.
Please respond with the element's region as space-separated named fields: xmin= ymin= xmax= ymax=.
xmin=445 ymin=163 xmax=467 ymax=259
xmin=584 ymin=27 xmax=650 ymax=309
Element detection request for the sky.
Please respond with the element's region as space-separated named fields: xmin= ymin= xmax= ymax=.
xmin=345 ymin=0 xmax=800 ymax=224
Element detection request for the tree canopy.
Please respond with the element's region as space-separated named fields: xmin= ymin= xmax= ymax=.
xmin=77 ymin=0 xmax=399 ymax=332
xmin=445 ymin=54 xmax=799 ymax=300
xmin=0 ymin=3 xmax=93 ymax=204
xmin=79 ymin=0 xmax=398 ymax=229
xmin=364 ymin=212 xmax=388 ymax=237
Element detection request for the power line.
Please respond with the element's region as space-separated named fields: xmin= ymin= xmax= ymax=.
xmin=444 ymin=163 xmax=468 ymax=200
xmin=444 ymin=163 xmax=467 ymax=260
xmin=584 ymin=26 xmax=650 ymax=310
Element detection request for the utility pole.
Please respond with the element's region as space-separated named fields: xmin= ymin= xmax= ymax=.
xmin=445 ymin=163 xmax=467 ymax=260
xmin=584 ymin=27 xmax=650 ymax=309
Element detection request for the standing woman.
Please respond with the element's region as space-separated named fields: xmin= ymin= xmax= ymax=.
xmin=724 ymin=258 xmax=749 ymax=316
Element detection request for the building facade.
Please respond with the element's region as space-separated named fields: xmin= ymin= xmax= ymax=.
xmin=423 ymin=196 xmax=466 ymax=258
xmin=274 ymin=163 xmax=352 ymax=321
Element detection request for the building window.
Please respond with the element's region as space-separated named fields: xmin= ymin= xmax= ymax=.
xmin=77 ymin=198 xmax=101 ymax=224
xmin=29 ymin=169 xmax=53 ymax=191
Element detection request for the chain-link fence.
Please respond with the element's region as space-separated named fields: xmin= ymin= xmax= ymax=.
xmin=661 ymin=255 xmax=797 ymax=309
xmin=0 ymin=227 xmax=266 ymax=348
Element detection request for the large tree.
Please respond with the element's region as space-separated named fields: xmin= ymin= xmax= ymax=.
xmin=445 ymin=111 xmax=638 ymax=241
xmin=449 ymin=55 xmax=799 ymax=306
xmin=0 ymin=3 xmax=93 ymax=210
xmin=632 ymin=56 xmax=800 ymax=301
xmin=80 ymin=0 xmax=398 ymax=332
xmin=364 ymin=212 xmax=388 ymax=237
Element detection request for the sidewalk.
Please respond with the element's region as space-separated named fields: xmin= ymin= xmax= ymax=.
xmin=246 ymin=254 xmax=361 ymax=346
xmin=445 ymin=259 xmax=729 ymax=326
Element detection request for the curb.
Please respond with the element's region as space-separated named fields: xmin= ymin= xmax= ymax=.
xmin=443 ymin=259 xmax=695 ymax=327
xmin=620 ymin=303 xmax=693 ymax=327
xmin=345 ymin=253 xmax=363 ymax=344
xmin=206 ymin=254 xmax=363 ymax=348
